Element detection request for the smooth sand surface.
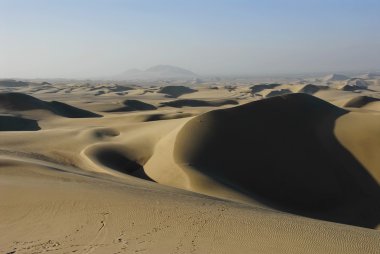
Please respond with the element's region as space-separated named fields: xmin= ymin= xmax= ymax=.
xmin=1 ymin=80 xmax=380 ymax=253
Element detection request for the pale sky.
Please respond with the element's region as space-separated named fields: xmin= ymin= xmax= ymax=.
xmin=1 ymin=0 xmax=380 ymax=78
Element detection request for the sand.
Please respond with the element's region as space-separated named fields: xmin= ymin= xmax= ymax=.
xmin=1 ymin=79 xmax=380 ymax=253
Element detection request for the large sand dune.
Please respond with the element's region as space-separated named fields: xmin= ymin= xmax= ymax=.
xmin=174 ymin=93 xmax=380 ymax=227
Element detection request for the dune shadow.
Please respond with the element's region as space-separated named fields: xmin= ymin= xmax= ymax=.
xmin=104 ymin=99 xmax=157 ymax=113
xmin=0 ymin=92 xmax=101 ymax=118
xmin=86 ymin=146 xmax=153 ymax=181
xmin=174 ymin=93 xmax=380 ymax=228
xmin=0 ymin=115 xmax=40 ymax=131
xmin=159 ymin=99 xmax=238 ymax=108
xmin=143 ymin=113 xmax=194 ymax=122
xmin=344 ymin=95 xmax=380 ymax=108
xmin=158 ymin=86 xmax=197 ymax=98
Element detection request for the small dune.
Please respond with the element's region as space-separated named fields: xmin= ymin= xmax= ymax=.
xmin=105 ymin=99 xmax=157 ymax=112
xmin=122 ymin=99 xmax=157 ymax=110
xmin=0 ymin=92 xmax=101 ymax=118
xmin=142 ymin=112 xmax=194 ymax=121
xmin=346 ymin=78 xmax=368 ymax=89
xmin=49 ymin=101 xmax=102 ymax=118
xmin=158 ymin=85 xmax=197 ymax=98
xmin=250 ymin=83 xmax=281 ymax=94
xmin=174 ymin=93 xmax=380 ymax=228
xmin=160 ymin=99 xmax=238 ymax=108
xmin=0 ymin=115 xmax=40 ymax=131
xmin=344 ymin=96 xmax=380 ymax=108
xmin=336 ymin=82 xmax=368 ymax=91
xmin=0 ymin=92 xmax=47 ymax=110
xmin=297 ymin=84 xmax=323 ymax=94
xmin=263 ymin=89 xmax=292 ymax=98
xmin=0 ymin=79 xmax=29 ymax=87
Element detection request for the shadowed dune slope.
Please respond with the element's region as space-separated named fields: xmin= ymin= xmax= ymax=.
xmin=0 ymin=79 xmax=29 ymax=87
xmin=264 ymin=89 xmax=291 ymax=98
xmin=344 ymin=96 xmax=380 ymax=108
xmin=0 ymin=92 xmax=101 ymax=118
xmin=158 ymin=86 xmax=197 ymax=98
xmin=105 ymin=99 xmax=157 ymax=112
xmin=84 ymin=144 xmax=152 ymax=181
xmin=142 ymin=112 xmax=193 ymax=121
xmin=298 ymin=84 xmax=323 ymax=94
xmin=160 ymin=99 xmax=238 ymax=108
xmin=174 ymin=93 xmax=380 ymax=228
xmin=0 ymin=115 xmax=40 ymax=131
xmin=250 ymin=83 xmax=281 ymax=94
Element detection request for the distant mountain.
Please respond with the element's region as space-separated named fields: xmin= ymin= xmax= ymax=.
xmin=110 ymin=65 xmax=197 ymax=81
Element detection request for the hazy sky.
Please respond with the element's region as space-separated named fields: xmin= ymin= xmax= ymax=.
xmin=1 ymin=0 xmax=380 ymax=78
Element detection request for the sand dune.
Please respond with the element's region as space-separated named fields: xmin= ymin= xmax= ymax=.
xmin=160 ymin=99 xmax=238 ymax=108
xmin=158 ymin=85 xmax=197 ymax=98
xmin=0 ymin=79 xmax=30 ymax=87
xmin=174 ymin=93 xmax=380 ymax=228
xmin=0 ymin=115 xmax=40 ymax=131
xmin=346 ymin=78 xmax=369 ymax=88
xmin=335 ymin=80 xmax=369 ymax=91
xmin=0 ymin=92 xmax=101 ymax=118
xmin=260 ymin=88 xmax=292 ymax=98
xmin=335 ymin=112 xmax=380 ymax=183
xmin=344 ymin=96 xmax=380 ymax=108
xmin=105 ymin=99 xmax=157 ymax=112
xmin=250 ymin=83 xmax=281 ymax=94
xmin=297 ymin=83 xmax=324 ymax=94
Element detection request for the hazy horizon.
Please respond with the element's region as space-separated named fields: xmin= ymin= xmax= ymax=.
xmin=1 ymin=0 xmax=380 ymax=79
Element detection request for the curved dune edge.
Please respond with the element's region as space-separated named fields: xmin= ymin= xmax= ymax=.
xmin=81 ymin=143 xmax=153 ymax=181
xmin=144 ymin=120 xmax=260 ymax=205
xmin=335 ymin=112 xmax=380 ymax=183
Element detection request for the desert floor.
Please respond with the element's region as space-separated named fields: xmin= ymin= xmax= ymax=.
xmin=1 ymin=78 xmax=380 ymax=253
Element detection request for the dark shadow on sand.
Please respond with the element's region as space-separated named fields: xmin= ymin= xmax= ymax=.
xmin=174 ymin=93 xmax=380 ymax=228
